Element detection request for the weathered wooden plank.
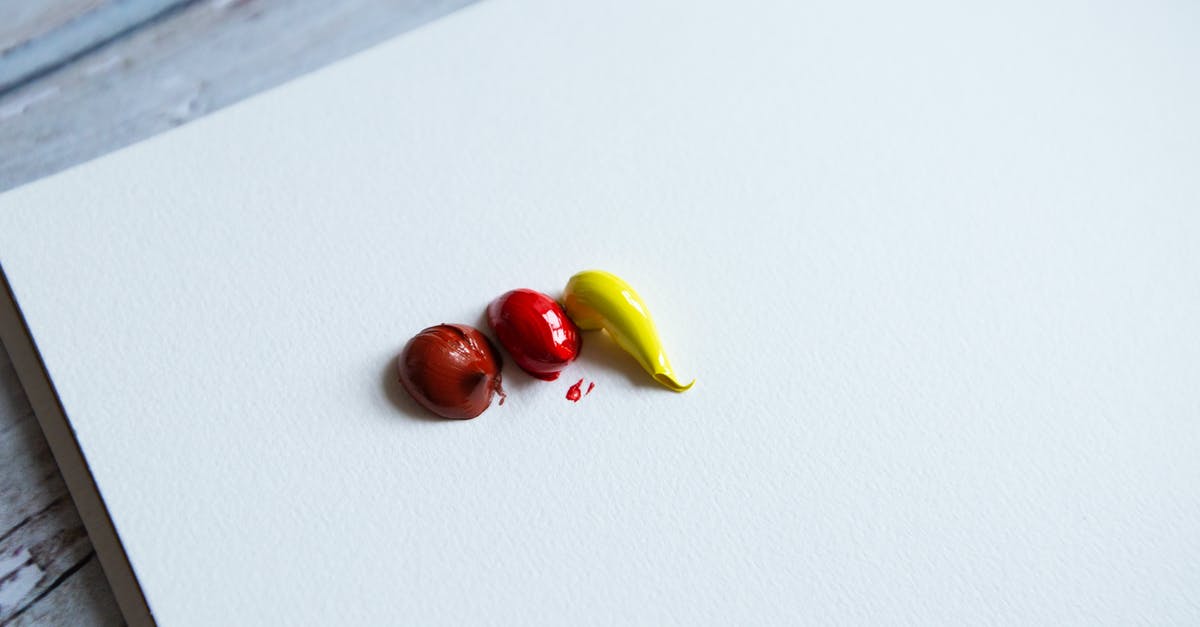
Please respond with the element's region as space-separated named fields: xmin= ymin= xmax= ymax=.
xmin=7 ymin=555 xmax=122 ymax=627
xmin=0 ymin=0 xmax=193 ymax=95
xmin=0 ymin=347 xmax=119 ymax=625
xmin=0 ymin=0 xmax=475 ymax=192
xmin=0 ymin=0 xmax=107 ymax=54
xmin=0 ymin=496 xmax=95 ymax=623
xmin=0 ymin=361 xmax=68 ymax=538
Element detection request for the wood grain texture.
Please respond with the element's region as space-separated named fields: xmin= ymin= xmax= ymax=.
xmin=0 ymin=0 xmax=475 ymax=192
xmin=0 ymin=0 xmax=192 ymax=94
xmin=0 ymin=0 xmax=474 ymax=622
xmin=6 ymin=557 xmax=122 ymax=627
xmin=0 ymin=348 xmax=108 ymax=625
xmin=0 ymin=0 xmax=106 ymax=53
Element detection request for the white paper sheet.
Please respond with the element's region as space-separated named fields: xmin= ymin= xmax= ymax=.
xmin=2 ymin=0 xmax=1198 ymax=623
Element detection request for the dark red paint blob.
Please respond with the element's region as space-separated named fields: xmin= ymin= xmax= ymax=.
xmin=487 ymin=289 xmax=581 ymax=381
xmin=398 ymin=324 xmax=505 ymax=420
xmin=566 ymin=378 xmax=585 ymax=402
xmin=585 ymin=382 xmax=595 ymax=396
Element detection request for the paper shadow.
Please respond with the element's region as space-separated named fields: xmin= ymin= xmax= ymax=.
xmin=574 ymin=330 xmax=662 ymax=390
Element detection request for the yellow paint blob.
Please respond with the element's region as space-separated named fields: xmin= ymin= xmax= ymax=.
xmin=563 ymin=270 xmax=694 ymax=392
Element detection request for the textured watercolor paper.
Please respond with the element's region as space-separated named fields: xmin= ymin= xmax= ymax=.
xmin=1 ymin=0 xmax=1199 ymax=624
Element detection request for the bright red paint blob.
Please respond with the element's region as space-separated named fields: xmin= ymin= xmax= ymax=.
xmin=566 ymin=378 xmax=585 ymax=402
xmin=487 ymin=289 xmax=581 ymax=381
xmin=585 ymin=382 xmax=595 ymax=396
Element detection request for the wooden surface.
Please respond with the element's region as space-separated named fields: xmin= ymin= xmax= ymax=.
xmin=0 ymin=0 xmax=472 ymax=622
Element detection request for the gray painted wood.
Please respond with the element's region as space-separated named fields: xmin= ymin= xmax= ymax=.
xmin=0 ymin=350 xmax=103 ymax=625
xmin=0 ymin=0 xmax=475 ymax=621
xmin=7 ymin=557 xmax=122 ymax=627
xmin=0 ymin=0 xmax=475 ymax=193
xmin=0 ymin=0 xmax=192 ymax=94
xmin=0 ymin=1 xmax=103 ymax=52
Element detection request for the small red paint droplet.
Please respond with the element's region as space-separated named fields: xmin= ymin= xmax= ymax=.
xmin=585 ymin=382 xmax=595 ymax=396
xmin=566 ymin=378 xmax=584 ymax=402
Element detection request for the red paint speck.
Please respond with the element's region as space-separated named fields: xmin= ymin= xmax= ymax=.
xmin=566 ymin=378 xmax=584 ymax=402
xmin=585 ymin=382 xmax=595 ymax=396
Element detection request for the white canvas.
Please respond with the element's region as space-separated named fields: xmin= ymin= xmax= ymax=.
xmin=1 ymin=0 xmax=1199 ymax=623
